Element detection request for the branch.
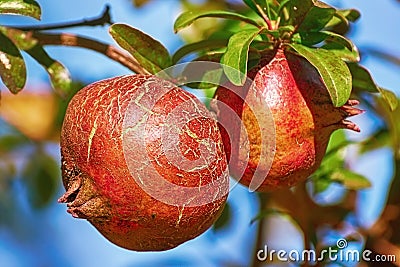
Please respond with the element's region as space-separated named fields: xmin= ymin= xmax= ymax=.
xmin=12 ymin=5 xmax=113 ymax=31
xmin=31 ymin=32 xmax=149 ymax=75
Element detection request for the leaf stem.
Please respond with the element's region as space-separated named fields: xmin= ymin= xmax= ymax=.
xmin=10 ymin=5 xmax=113 ymax=31
xmin=31 ymin=32 xmax=149 ymax=75
xmin=252 ymin=0 xmax=273 ymax=30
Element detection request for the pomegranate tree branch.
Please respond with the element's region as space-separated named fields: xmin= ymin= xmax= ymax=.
xmin=12 ymin=5 xmax=113 ymax=31
xmin=31 ymin=32 xmax=149 ymax=75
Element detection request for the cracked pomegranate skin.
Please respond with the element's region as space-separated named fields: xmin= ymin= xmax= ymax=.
xmin=59 ymin=74 xmax=229 ymax=251
xmin=212 ymin=49 xmax=361 ymax=192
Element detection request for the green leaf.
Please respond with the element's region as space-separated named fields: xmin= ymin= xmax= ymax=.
xmin=326 ymin=9 xmax=360 ymax=29
xmin=184 ymin=68 xmax=224 ymax=90
xmin=292 ymin=32 xmax=327 ymax=46
xmin=243 ymin=0 xmax=261 ymax=17
xmin=315 ymin=131 xmax=356 ymax=181
xmin=340 ymin=9 xmax=361 ymax=22
xmin=359 ymin=129 xmax=390 ymax=154
xmin=283 ymin=0 xmax=313 ymax=27
xmin=172 ymin=39 xmax=228 ymax=64
xmin=321 ymin=31 xmax=355 ymax=51
xmin=0 ymin=27 xmax=72 ymax=98
xmin=288 ymin=44 xmax=352 ymax=107
xmin=0 ymin=134 xmax=28 ymax=153
xmin=0 ymin=0 xmax=41 ymax=19
xmin=0 ymin=31 xmax=26 ymax=93
xmin=293 ymin=31 xmax=358 ymax=60
xmin=326 ymin=129 xmax=347 ymax=153
xmin=347 ymin=63 xmax=378 ymax=92
xmin=23 ymin=150 xmax=60 ymax=209
xmin=330 ymin=169 xmax=371 ymax=190
xmin=375 ymin=97 xmax=400 ymax=158
xmin=221 ymin=28 xmax=261 ymax=85
xmin=174 ymin=10 xmax=260 ymax=33
xmin=322 ymin=42 xmax=359 ymax=63
xmin=213 ymin=202 xmax=232 ymax=232
xmin=109 ymin=23 xmax=172 ymax=74
xmin=297 ymin=5 xmax=336 ymax=33
xmin=378 ymin=87 xmax=398 ymax=112
xmin=348 ymin=63 xmax=398 ymax=111
xmin=25 ymin=45 xmax=72 ymax=98
xmin=311 ymin=176 xmax=332 ymax=194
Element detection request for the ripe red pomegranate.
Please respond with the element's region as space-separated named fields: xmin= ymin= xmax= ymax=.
xmin=212 ymin=49 xmax=362 ymax=192
xmin=59 ymin=74 xmax=229 ymax=251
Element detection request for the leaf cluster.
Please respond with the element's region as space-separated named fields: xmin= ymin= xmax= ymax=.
xmin=0 ymin=0 xmax=72 ymax=97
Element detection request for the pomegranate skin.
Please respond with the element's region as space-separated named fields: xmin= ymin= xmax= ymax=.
xmin=212 ymin=49 xmax=361 ymax=192
xmin=59 ymin=74 xmax=229 ymax=251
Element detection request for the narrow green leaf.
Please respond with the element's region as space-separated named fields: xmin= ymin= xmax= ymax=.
xmin=330 ymin=169 xmax=371 ymax=190
xmin=192 ymin=52 xmax=223 ymax=63
xmin=174 ymin=10 xmax=260 ymax=33
xmin=297 ymin=6 xmax=336 ymax=32
xmin=109 ymin=23 xmax=172 ymax=74
xmin=172 ymin=39 xmax=227 ymax=64
xmin=250 ymin=209 xmax=287 ymax=225
xmin=25 ymin=45 xmax=72 ymax=98
xmin=289 ymin=44 xmax=352 ymax=107
xmin=222 ymin=28 xmax=261 ymax=85
xmin=348 ymin=63 xmax=398 ymax=111
xmin=0 ymin=0 xmax=41 ymax=20
xmin=0 ymin=31 xmax=26 ymax=93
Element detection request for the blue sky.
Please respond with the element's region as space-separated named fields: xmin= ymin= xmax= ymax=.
xmin=0 ymin=0 xmax=399 ymax=266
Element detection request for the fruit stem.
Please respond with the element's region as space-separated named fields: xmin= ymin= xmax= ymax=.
xmin=9 ymin=5 xmax=113 ymax=31
xmin=30 ymin=32 xmax=150 ymax=75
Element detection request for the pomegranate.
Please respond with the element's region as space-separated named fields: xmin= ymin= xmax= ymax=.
xmin=212 ymin=49 xmax=362 ymax=192
xmin=59 ymin=74 xmax=229 ymax=251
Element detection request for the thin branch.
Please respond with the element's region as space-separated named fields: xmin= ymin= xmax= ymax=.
xmin=11 ymin=5 xmax=113 ymax=31
xmin=31 ymin=32 xmax=149 ymax=75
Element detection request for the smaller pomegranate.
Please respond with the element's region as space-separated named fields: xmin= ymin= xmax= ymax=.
xmin=212 ymin=49 xmax=362 ymax=192
xmin=59 ymin=74 xmax=229 ymax=251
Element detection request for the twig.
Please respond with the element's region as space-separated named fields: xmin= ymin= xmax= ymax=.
xmin=11 ymin=5 xmax=113 ymax=31
xmin=31 ymin=32 xmax=149 ymax=75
